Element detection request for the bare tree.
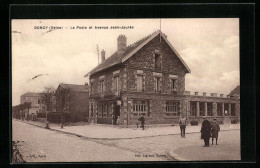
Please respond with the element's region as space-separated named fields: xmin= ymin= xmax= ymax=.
xmin=55 ymin=87 xmax=71 ymax=128
xmin=23 ymin=102 xmax=31 ymax=121
xmin=42 ymin=87 xmax=56 ymax=112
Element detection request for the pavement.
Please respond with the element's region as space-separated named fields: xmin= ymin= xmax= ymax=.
xmin=13 ymin=119 xmax=241 ymax=161
xmin=15 ymin=119 xmax=240 ymax=140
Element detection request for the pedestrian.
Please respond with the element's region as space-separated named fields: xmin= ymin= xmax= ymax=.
xmin=138 ymin=114 xmax=145 ymax=130
xmin=211 ymin=118 xmax=220 ymax=145
xmin=116 ymin=116 xmax=121 ymax=125
xmin=200 ymin=117 xmax=211 ymax=147
xmin=45 ymin=120 xmax=50 ymax=129
xmin=179 ymin=115 xmax=187 ymax=138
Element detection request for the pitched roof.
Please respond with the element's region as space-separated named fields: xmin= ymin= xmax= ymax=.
xmin=59 ymin=83 xmax=89 ymax=92
xmin=21 ymin=92 xmax=42 ymax=97
xmin=229 ymin=85 xmax=240 ymax=96
xmin=85 ymin=30 xmax=191 ymax=77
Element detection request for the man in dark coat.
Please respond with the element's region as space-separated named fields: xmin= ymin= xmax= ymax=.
xmin=138 ymin=115 xmax=145 ymax=130
xmin=201 ymin=117 xmax=211 ymax=147
xmin=211 ymin=118 xmax=220 ymax=145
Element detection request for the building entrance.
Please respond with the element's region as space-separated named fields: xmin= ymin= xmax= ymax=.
xmin=113 ymin=104 xmax=120 ymax=125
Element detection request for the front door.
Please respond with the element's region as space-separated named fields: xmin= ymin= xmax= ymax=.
xmin=113 ymin=104 xmax=120 ymax=125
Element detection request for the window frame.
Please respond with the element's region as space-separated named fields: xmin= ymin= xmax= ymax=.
xmin=132 ymin=100 xmax=149 ymax=117
xmin=136 ymin=75 xmax=144 ymax=92
xmin=165 ymin=101 xmax=180 ymax=117
xmin=155 ymin=77 xmax=161 ymax=93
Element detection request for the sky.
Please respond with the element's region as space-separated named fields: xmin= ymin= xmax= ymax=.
xmin=12 ymin=19 xmax=239 ymax=106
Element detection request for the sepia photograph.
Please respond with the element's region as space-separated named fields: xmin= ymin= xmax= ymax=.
xmin=11 ymin=18 xmax=240 ymax=162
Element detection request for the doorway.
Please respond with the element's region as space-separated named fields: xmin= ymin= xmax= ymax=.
xmin=113 ymin=103 xmax=120 ymax=125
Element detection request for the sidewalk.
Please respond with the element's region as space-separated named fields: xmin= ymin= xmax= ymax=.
xmin=14 ymin=119 xmax=240 ymax=140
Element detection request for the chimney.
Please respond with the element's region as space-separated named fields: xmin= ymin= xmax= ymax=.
xmin=195 ymin=92 xmax=199 ymax=95
xmin=203 ymin=92 xmax=206 ymax=96
xmin=211 ymin=93 xmax=217 ymax=97
xmin=117 ymin=35 xmax=127 ymax=55
xmin=101 ymin=49 xmax=105 ymax=63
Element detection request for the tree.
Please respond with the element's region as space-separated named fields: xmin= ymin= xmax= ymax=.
xmin=23 ymin=102 xmax=31 ymax=121
xmin=42 ymin=87 xmax=56 ymax=112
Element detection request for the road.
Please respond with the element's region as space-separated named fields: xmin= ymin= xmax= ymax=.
xmin=12 ymin=120 xmax=166 ymax=162
xmin=12 ymin=120 xmax=240 ymax=162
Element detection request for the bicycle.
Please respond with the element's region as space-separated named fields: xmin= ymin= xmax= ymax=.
xmin=131 ymin=121 xmax=149 ymax=130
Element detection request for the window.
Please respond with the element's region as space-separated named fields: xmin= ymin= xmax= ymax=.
xmin=97 ymin=104 xmax=102 ymax=117
xmin=90 ymin=104 xmax=94 ymax=117
xmin=217 ymin=103 xmax=222 ymax=116
xmin=102 ymin=104 xmax=107 ymax=117
xmin=155 ymin=54 xmax=161 ymax=70
xmin=113 ymin=76 xmax=119 ymax=95
xmin=90 ymin=83 xmax=94 ymax=94
xmin=171 ymin=79 xmax=176 ymax=93
xmin=190 ymin=102 xmax=197 ymax=116
xmin=155 ymin=77 xmax=161 ymax=93
xmin=136 ymin=75 xmax=144 ymax=92
xmin=224 ymin=103 xmax=229 ymax=114
xmin=199 ymin=102 xmax=205 ymax=116
xmin=166 ymin=101 xmax=180 ymax=116
xmin=100 ymin=80 xmax=104 ymax=94
xmin=207 ymin=103 xmax=213 ymax=116
xmin=108 ymin=103 xmax=112 ymax=117
xmin=231 ymin=104 xmax=236 ymax=116
xmin=132 ymin=100 xmax=149 ymax=116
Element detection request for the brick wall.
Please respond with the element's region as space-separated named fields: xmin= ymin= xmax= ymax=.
xmin=120 ymin=92 xmax=240 ymax=125
xmin=89 ymin=64 xmax=123 ymax=99
xmin=126 ymin=35 xmax=187 ymax=94
xmin=56 ymin=89 xmax=89 ymax=122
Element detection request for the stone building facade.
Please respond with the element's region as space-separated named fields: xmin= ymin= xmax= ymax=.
xmin=55 ymin=83 xmax=89 ymax=122
xmin=20 ymin=92 xmax=45 ymax=114
xmin=85 ymin=30 xmax=240 ymax=125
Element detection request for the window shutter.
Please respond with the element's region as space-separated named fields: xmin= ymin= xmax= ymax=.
xmin=159 ymin=78 xmax=162 ymax=92
xmin=154 ymin=77 xmax=156 ymax=92
xmin=169 ymin=78 xmax=172 ymax=93
xmin=112 ymin=78 xmax=114 ymax=92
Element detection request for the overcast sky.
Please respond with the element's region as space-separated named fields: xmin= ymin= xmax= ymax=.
xmin=12 ymin=19 xmax=239 ymax=106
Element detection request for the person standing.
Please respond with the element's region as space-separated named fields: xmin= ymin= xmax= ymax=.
xmin=116 ymin=116 xmax=121 ymax=125
xmin=211 ymin=118 xmax=220 ymax=145
xmin=138 ymin=114 xmax=145 ymax=130
xmin=201 ymin=117 xmax=211 ymax=147
xmin=179 ymin=115 xmax=187 ymax=138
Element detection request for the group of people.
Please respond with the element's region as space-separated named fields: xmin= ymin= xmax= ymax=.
xmin=178 ymin=115 xmax=220 ymax=147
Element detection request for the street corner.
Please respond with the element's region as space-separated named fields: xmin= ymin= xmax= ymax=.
xmin=169 ymin=141 xmax=240 ymax=161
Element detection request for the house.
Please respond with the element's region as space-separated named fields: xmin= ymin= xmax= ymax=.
xmin=20 ymin=92 xmax=45 ymax=115
xmin=85 ymin=30 xmax=240 ymax=125
xmin=55 ymin=83 xmax=89 ymax=122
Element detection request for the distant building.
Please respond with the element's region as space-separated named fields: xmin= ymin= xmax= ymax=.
xmin=20 ymin=92 xmax=45 ymax=114
xmin=55 ymin=83 xmax=89 ymax=122
xmin=229 ymin=85 xmax=240 ymax=98
xmin=85 ymin=30 xmax=240 ymax=125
